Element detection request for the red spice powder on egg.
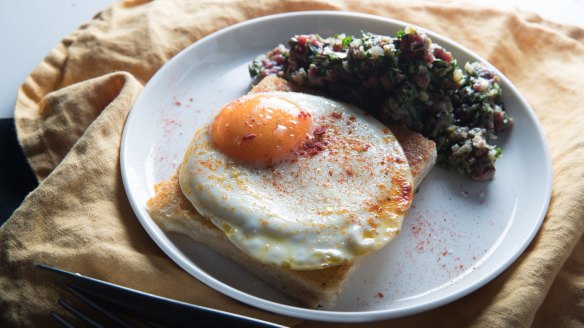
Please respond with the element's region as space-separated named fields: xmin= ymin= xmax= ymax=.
xmin=298 ymin=111 xmax=311 ymax=119
xmin=330 ymin=112 xmax=343 ymax=120
xmin=297 ymin=125 xmax=329 ymax=157
xmin=241 ymin=133 xmax=256 ymax=141
xmin=313 ymin=125 xmax=326 ymax=137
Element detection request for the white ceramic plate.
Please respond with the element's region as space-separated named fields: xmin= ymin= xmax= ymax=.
xmin=121 ymin=11 xmax=552 ymax=322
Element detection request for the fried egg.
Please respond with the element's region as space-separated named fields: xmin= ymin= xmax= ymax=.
xmin=179 ymin=92 xmax=413 ymax=270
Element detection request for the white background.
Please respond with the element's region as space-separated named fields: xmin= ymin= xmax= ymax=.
xmin=0 ymin=0 xmax=582 ymax=118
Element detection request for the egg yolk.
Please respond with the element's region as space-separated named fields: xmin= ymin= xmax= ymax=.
xmin=210 ymin=95 xmax=312 ymax=164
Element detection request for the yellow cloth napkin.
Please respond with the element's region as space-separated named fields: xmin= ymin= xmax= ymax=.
xmin=2 ymin=0 xmax=584 ymax=326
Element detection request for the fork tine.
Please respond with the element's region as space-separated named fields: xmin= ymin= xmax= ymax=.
xmin=40 ymin=264 xmax=286 ymax=328
xmin=50 ymin=311 xmax=81 ymax=328
xmin=66 ymin=285 xmax=136 ymax=328
xmin=58 ymin=297 xmax=105 ymax=328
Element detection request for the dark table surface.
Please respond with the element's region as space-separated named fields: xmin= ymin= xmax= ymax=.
xmin=0 ymin=118 xmax=38 ymax=225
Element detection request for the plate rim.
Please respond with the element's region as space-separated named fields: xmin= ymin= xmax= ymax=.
xmin=120 ymin=10 xmax=552 ymax=323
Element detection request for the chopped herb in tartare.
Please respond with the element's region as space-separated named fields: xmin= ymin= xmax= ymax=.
xmin=249 ymin=26 xmax=513 ymax=180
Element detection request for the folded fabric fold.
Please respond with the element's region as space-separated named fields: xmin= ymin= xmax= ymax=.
xmin=1 ymin=0 xmax=583 ymax=327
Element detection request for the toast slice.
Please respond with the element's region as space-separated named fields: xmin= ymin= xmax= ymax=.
xmin=146 ymin=76 xmax=437 ymax=308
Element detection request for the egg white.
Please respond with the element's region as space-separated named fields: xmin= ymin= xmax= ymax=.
xmin=179 ymin=92 xmax=412 ymax=270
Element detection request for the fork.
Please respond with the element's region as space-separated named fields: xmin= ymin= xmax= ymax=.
xmin=39 ymin=264 xmax=286 ymax=328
